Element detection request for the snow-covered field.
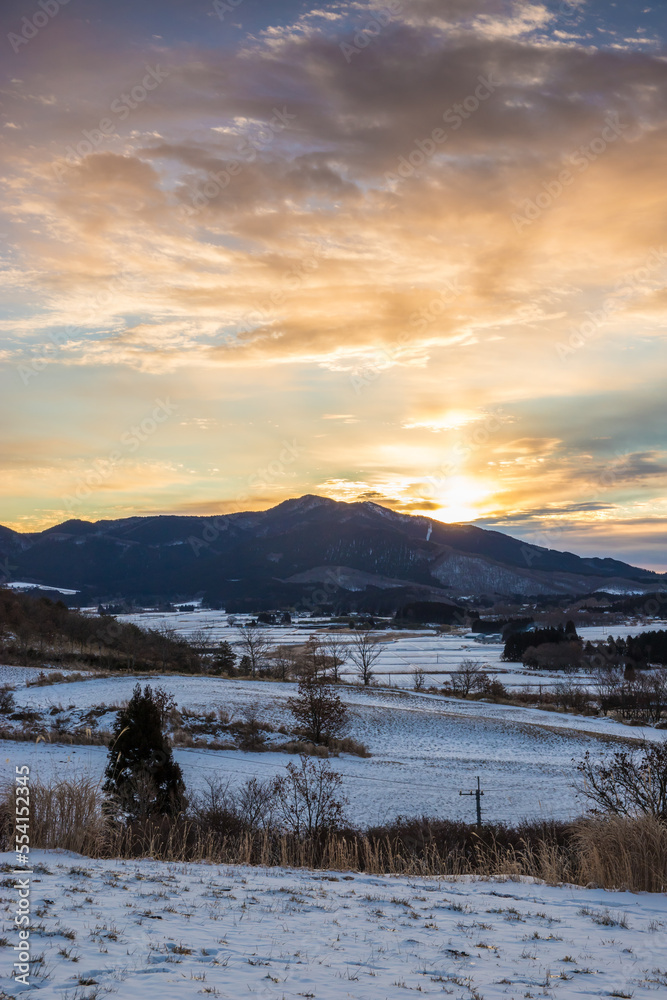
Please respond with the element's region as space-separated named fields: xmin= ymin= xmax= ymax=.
xmin=2 ymin=850 xmax=666 ymax=999
xmin=114 ymin=609 xmax=667 ymax=691
xmin=0 ymin=665 xmax=91 ymax=687
xmin=3 ymin=675 xmax=661 ymax=826
xmin=1 ymin=613 xmax=664 ymax=827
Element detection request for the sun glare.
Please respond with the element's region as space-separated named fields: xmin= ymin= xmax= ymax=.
xmin=430 ymin=476 xmax=492 ymax=523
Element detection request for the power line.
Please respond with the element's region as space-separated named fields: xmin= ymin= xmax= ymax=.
xmin=35 ymin=740 xmax=482 ymax=795
xmin=173 ymin=748 xmax=476 ymax=794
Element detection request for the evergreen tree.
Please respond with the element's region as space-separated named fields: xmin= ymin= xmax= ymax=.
xmin=103 ymin=683 xmax=185 ymax=821
xmin=212 ymin=640 xmax=236 ymax=674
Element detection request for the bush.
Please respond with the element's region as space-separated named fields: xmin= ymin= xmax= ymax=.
xmin=272 ymin=755 xmax=347 ymax=837
xmin=0 ymin=685 xmax=16 ymax=713
xmin=2 ymin=779 xmax=665 ymax=891
xmin=577 ymin=740 xmax=667 ymax=820
xmin=481 ymin=677 xmax=508 ymax=701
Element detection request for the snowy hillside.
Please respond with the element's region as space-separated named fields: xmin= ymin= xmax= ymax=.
xmin=5 ymin=673 xmax=662 ymax=826
xmin=2 ymin=851 xmax=666 ymax=999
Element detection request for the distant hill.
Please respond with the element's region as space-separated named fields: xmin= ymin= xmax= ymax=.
xmin=0 ymin=496 xmax=663 ymax=609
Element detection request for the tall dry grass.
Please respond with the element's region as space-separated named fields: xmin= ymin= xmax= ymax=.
xmin=2 ymin=779 xmax=665 ymax=892
xmin=574 ymin=815 xmax=667 ymax=893
xmin=13 ymin=777 xmax=106 ymax=856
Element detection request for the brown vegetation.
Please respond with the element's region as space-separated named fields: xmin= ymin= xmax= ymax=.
xmin=1 ymin=777 xmax=665 ymax=892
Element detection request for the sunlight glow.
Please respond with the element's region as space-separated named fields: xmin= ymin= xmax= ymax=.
xmin=430 ymin=476 xmax=493 ymax=523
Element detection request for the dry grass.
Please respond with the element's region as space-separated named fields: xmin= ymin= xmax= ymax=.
xmin=574 ymin=814 xmax=667 ymax=893
xmin=10 ymin=777 xmax=107 ymax=856
xmin=2 ymin=780 xmax=664 ymax=891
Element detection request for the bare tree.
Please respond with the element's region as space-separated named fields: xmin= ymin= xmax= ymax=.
xmin=576 ymin=740 xmax=667 ymax=821
xmin=287 ymin=673 xmax=348 ymax=744
xmin=321 ymin=634 xmax=350 ymax=683
xmin=412 ymin=667 xmax=426 ymax=692
xmin=235 ymin=623 xmax=273 ymax=678
xmin=273 ymin=755 xmax=347 ymax=836
xmin=188 ymin=627 xmax=210 ymax=650
xmin=270 ymin=644 xmax=300 ymax=681
xmin=191 ymin=776 xmax=236 ymax=828
xmin=630 ymin=669 xmax=667 ymax=724
xmin=451 ymin=658 xmax=486 ymax=698
xmin=297 ymin=638 xmax=327 ymax=678
xmin=592 ymin=666 xmax=624 ymax=703
xmin=348 ymin=631 xmax=384 ymax=686
xmin=152 ymin=686 xmax=179 ymax=727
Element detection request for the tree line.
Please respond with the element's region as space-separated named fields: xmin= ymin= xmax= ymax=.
xmin=0 ymin=588 xmax=201 ymax=672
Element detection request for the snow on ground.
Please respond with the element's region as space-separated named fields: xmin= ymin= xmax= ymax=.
xmin=5 ymin=582 xmax=79 ymax=595
xmin=0 ymin=665 xmax=91 ymax=687
xmin=114 ymin=610 xmax=667 ymax=691
xmin=4 ymin=676 xmax=663 ymax=826
xmin=3 ymin=615 xmax=665 ymax=827
xmin=2 ymin=850 xmax=666 ymax=999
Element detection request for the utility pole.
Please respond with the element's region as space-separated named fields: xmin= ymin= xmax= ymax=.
xmin=459 ymin=775 xmax=484 ymax=828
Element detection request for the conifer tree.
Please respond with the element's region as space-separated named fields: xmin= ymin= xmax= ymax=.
xmin=103 ymin=683 xmax=185 ymax=821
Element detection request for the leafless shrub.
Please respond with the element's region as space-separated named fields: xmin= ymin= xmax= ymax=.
xmin=576 ymin=740 xmax=667 ymax=821
xmin=552 ymin=682 xmax=593 ymax=714
xmin=234 ymin=700 xmax=271 ymax=750
xmin=272 ymin=755 xmax=347 ymax=837
xmin=236 ymin=777 xmax=276 ymax=830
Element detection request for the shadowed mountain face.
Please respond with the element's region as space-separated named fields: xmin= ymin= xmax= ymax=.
xmin=0 ymin=496 xmax=662 ymax=608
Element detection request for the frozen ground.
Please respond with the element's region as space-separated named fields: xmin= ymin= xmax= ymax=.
xmin=3 ymin=675 xmax=662 ymax=826
xmin=0 ymin=665 xmax=91 ymax=686
xmin=114 ymin=610 xmax=667 ymax=691
xmin=2 ymin=850 xmax=666 ymax=999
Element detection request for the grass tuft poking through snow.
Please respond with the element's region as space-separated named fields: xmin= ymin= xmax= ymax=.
xmin=1 ymin=850 xmax=666 ymax=999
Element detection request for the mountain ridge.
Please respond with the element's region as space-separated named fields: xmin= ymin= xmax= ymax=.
xmin=0 ymin=496 xmax=662 ymax=608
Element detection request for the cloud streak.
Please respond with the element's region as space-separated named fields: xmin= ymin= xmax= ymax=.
xmin=0 ymin=0 xmax=665 ymax=566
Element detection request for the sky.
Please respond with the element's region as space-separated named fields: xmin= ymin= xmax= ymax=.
xmin=0 ymin=0 xmax=665 ymax=570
